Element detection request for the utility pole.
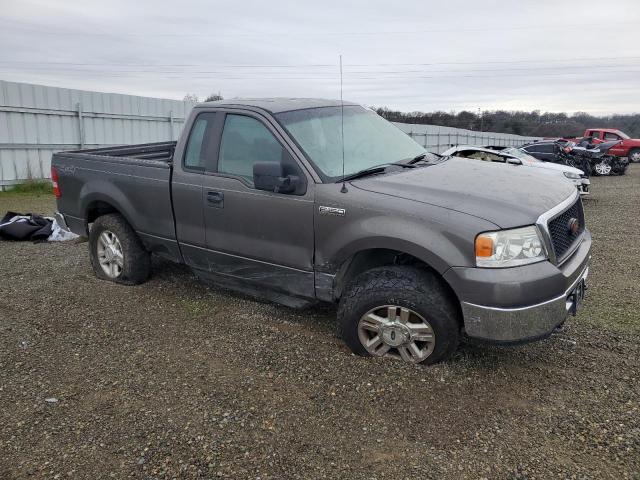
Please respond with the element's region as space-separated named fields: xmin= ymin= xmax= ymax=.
xmin=478 ymin=107 xmax=484 ymax=132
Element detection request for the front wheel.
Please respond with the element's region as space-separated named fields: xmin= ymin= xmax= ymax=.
xmin=89 ymin=213 xmax=150 ymax=285
xmin=337 ymin=266 xmax=460 ymax=365
xmin=593 ymin=160 xmax=612 ymax=176
xmin=629 ymin=148 xmax=640 ymax=163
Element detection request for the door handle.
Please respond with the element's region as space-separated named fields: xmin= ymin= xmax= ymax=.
xmin=206 ymin=191 xmax=224 ymax=208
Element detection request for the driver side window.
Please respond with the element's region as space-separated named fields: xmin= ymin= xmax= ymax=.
xmin=218 ymin=114 xmax=285 ymax=183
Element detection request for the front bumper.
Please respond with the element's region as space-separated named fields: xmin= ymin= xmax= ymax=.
xmin=443 ymin=229 xmax=592 ymax=343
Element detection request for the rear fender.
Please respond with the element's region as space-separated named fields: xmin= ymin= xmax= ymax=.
xmin=80 ymin=181 xmax=139 ymax=232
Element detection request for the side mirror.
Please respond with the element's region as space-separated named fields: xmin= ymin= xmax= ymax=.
xmin=253 ymin=161 xmax=299 ymax=194
xmin=506 ymin=157 xmax=522 ymax=165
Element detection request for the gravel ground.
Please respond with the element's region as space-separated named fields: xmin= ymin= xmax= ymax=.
xmin=1 ymin=167 xmax=639 ymax=479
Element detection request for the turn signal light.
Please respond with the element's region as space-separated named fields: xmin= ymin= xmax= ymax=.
xmin=475 ymin=235 xmax=494 ymax=257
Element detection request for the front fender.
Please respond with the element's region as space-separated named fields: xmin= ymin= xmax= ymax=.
xmin=315 ymin=194 xmax=498 ymax=276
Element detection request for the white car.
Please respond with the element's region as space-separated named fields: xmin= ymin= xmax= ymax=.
xmin=441 ymin=145 xmax=590 ymax=195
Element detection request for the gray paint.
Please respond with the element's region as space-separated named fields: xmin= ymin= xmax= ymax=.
xmin=351 ymin=157 xmax=576 ymax=228
xmin=52 ymin=98 xmax=592 ymax=343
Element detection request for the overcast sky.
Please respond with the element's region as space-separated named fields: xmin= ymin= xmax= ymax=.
xmin=1 ymin=0 xmax=639 ymax=114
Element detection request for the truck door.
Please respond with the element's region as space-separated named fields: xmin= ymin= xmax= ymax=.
xmin=587 ymin=130 xmax=603 ymax=144
xmin=171 ymin=111 xmax=225 ymax=271
xmin=602 ymin=131 xmax=625 ymax=156
xmin=199 ymin=110 xmax=316 ymax=299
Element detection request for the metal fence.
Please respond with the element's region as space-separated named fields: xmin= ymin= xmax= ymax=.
xmin=1 ymin=80 xmax=543 ymax=188
xmin=0 ymin=80 xmax=195 ymax=188
xmin=394 ymin=122 xmax=542 ymax=153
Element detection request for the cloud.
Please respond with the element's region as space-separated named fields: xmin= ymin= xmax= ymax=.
xmin=0 ymin=0 xmax=638 ymax=114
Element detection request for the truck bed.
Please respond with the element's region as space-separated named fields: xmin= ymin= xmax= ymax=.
xmin=52 ymin=141 xmax=179 ymax=262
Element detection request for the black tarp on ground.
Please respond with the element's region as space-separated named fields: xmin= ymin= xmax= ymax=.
xmin=0 ymin=212 xmax=53 ymax=241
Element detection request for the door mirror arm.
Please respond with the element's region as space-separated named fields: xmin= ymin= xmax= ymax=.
xmin=253 ymin=161 xmax=300 ymax=194
xmin=275 ymin=175 xmax=299 ymax=194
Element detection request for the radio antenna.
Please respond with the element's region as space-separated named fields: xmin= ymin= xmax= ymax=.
xmin=339 ymin=54 xmax=348 ymax=193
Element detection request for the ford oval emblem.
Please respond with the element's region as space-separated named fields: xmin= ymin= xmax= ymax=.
xmin=567 ymin=217 xmax=580 ymax=235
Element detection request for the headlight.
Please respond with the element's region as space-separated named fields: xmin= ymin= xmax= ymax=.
xmin=563 ymin=171 xmax=581 ymax=179
xmin=475 ymin=226 xmax=548 ymax=268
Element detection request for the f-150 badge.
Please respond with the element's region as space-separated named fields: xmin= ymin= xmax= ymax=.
xmin=319 ymin=206 xmax=346 ymax=216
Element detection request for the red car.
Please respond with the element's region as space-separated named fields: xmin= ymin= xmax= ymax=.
xmin=579 ymin=129 xmax=640 ymax=163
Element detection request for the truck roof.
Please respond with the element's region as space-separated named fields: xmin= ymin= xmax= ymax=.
xmin=197 ymin=97 xmax=359 ymax=114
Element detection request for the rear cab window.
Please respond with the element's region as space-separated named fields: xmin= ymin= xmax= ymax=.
xmin=183 ymin=112 xmax=220 ymax=171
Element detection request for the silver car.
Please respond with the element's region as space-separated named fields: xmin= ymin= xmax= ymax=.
xmin=442 ymin=145 xmax=590 ymax=195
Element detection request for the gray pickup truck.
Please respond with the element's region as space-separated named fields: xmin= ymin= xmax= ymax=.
xmin=52 ymin=98 xmax=591 ymax=364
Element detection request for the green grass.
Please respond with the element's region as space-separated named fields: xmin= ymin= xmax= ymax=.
xmin=0 ymin=181 xmax=53 ymax=196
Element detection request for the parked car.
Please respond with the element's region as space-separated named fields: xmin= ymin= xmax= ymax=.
xmin=573 ymin=128 xmax=640 ymax=163
xmin=52 ymin=99 xmax=591 ymax=365
xmin=571 ymin=138 xmax=628 ymax=176
xmin=520 ymin=140 xmax=590 ymax=173
xmin=521 ymin=140 xmax=569 ymax=163
xmin=441 ymin=145 xmax=590 ymax=195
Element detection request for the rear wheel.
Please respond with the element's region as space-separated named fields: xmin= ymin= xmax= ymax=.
xmin=629 ymin=148 xmax=640 ymax=163
xmin=337 ymin=266 xmax=460 ymax=365
xmin=89 ymin=214 xmax=150 ymax=285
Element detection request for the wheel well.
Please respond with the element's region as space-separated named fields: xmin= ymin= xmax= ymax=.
xmin=334 ymin=249 xmax=462 ymax=320
xmin=86 ymin=201 xmax=120 ymax=224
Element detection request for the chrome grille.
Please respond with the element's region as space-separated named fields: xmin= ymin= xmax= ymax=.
xmin=547 ymin=198 xmax=585 ymax=261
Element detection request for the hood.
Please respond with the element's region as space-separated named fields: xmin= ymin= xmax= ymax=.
xmin=522 ymin=158 xmax=583 ymax=175
xmin=351 ymin=157 xmax=576 ymax=228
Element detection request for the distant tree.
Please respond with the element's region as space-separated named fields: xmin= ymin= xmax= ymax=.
xmin=183 ymin=93 xmax=199 ymax=103
xmin=205 ymin=92 xmax=224 ymax=102
xmin=373 ymin=106 xmax=640 ymax=138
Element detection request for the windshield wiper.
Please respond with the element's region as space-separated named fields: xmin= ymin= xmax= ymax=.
xmin=398 ymin=152 xmax=445 ymax=165
xmin=339 ymin=163 xmax=415 ymax=182
xmin=403 ymin=153 xmax=428 ymax=164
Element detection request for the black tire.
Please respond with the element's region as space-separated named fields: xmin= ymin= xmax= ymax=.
xmin=89 ymin=213 xmax=150 ymax=285
xmin=337 ymin=266 xmax=460 ymax=365
xmin=629 ymin=148 xmax=640 ymax=164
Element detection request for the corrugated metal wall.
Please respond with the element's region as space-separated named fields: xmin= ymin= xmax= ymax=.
xmin=0 ymin=80 xmax=195 ymax=187
xmin=394 ymin=122 xmax=541 ymax=153
xmin=0 ymin=80 xmax=542 ymax=186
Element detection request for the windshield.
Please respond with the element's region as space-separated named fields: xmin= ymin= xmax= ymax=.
xmin=503 ymin=147 xmax=541 ymax=162
xmin=275 ymin=105 xmax=426 ymax=181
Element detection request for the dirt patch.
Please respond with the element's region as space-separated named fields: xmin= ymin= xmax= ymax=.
xmin=1 ymin=168 xmax=639 ymax=479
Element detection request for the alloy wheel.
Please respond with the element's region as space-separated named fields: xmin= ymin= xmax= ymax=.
xmin=594 ymin=161 xmax=612 ymax=176
xmin=357 ymin=305 xmax=436 ymax=363
xmin=97 ymin=230 xmax=124 ymax=278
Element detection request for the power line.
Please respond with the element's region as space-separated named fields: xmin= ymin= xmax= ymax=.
xmin=5 ymin=70 xmax=639 ymax=80
xmin=3 ymin=63 xmax=638 ymax=75
xmin=1 ymin=21 xmax=637 ymax=37
xmin=1 ymin=55 xmax=640 ymax=68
